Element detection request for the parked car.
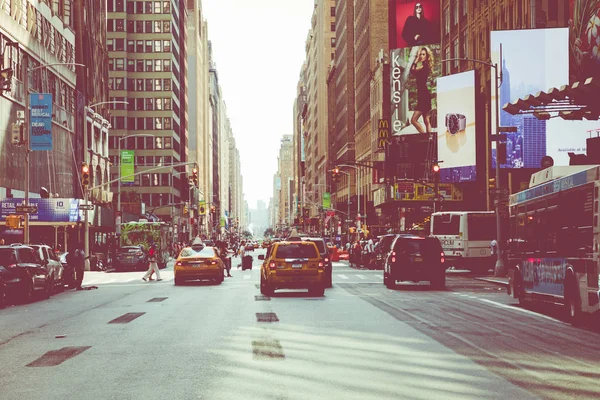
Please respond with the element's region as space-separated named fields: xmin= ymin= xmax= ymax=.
xmin=383 ymin=236 xmax=446 ymax=289
xmin=114 ymin=246 xmax=148 ymax=271
xmin=302 ymin=237 xmax=332 ymax=288
xmin=0 ymin=276 xmax=7 ymax=309
xmin=374 ymin=234 xmax=401 ymax=270
xmin=30 ymin=244 xmax=64 ymax=293
xmin=0 ymin=244 xmax=52 ymax=303
xmin=258 ymin=240 xmax=325 ymax=296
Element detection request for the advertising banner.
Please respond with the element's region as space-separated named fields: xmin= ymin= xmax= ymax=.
xmin=490 ymin=28 xmax=594 ymax=168
xmin=121 ymin=150 xmax=135 ymax=183
xmin=388 ymin=0 xmax=441 ymax=49
xmin=30 ymin=93 xmax=53 ymax=151
xmin=390 ymin=45 xmax=441 ymax=136
xmin=569 ymin=0 xmax=600 ymax=84
xmin=384 ymin=133 xmax=437 ymax=181
xmin=322 ymin=192 xmax=331 ymax=209
xmin=392 ymin=183 xmax=463 ymax=202
xmin=0 ymin=198 xmax=81 ymax=222
xmin=437 ymin=70 xmax=477 ymax=182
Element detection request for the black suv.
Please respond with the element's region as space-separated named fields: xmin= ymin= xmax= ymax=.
xmin=383 ymin=236 xmax=445 ymax=289
xmin=0 ymin=244 xmax=52 ymax=303
xmin=302 ymin=237 xmax=332 ymax=288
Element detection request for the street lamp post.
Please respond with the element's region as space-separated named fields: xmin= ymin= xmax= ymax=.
xmin=22 ymin=57 xmax=86 ymax=244
xmin=441 ymin=50 xmax=506 ymax=276
xmin=339 ymin=164 xmax=361 ymax=231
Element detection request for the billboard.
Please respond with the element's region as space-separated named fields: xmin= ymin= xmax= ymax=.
xmin=384 ymin=132 xmax=437 ymax=181
xmin=30 ymin=93 xmax=53 ymax=151
xmin=121 ymin=150 xmax=135 ymax=183
xmin=0 ymin=198 xmax=81 ymax=222
xmin=569 ymin=0 xmax=600 ymax=84
xmin=490 ymin=28 xmax=594 ymax=168
xmin=436 ymin=70 xmax=477 ymax=183
xmin=388 ymin=0 xmax=441 ymax=49
xmin=390 ymin=45 xmax=441 ymax=136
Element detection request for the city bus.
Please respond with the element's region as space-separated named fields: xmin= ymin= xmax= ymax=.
xmin=508 ymin=165 xmax=600 ymax=324
xmin=430 ymin=211 xmax=496 ymax=272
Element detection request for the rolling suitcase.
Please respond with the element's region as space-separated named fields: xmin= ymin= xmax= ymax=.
xmin=242 ymin=255 xmax=253 ymax=270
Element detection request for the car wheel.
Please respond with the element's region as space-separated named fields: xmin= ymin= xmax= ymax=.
xmin=309 ymin=285 xmax=325 ymax=297
xmin=384 ymin=272 xmax=394 ymax=289
xmin=430 ymin=272 xmax=446 ymax=290
xmin=174 ymin=276 xmax=183 ymax=286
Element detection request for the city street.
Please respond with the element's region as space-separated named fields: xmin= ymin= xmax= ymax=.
xmin=0 ymin=248 xmax=599 ymax=400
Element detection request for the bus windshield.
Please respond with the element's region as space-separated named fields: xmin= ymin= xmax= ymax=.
xmin=432 ymin=214 xmax=460 ymax=236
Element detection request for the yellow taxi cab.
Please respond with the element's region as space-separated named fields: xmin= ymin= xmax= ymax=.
xmin=174 ymin=240 xmax=224 ymax=286
xmin=258 ymin=239 xmax=325 ymax=296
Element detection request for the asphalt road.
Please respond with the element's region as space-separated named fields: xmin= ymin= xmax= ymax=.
xmin=1 ymin=248 xmax=599 ymax=399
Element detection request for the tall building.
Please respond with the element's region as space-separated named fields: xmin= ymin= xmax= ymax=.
xmin=353 ymin=0 xmax=388 ymax=225
xmin=1 ymin=1 xmax=78 ymax=200
xmin=303 ymin=0 xmax=336 ymax=218
xmin=107 ymin=0 xmax=188 ymax=228
xmin=278 ymin=135 xmax=293 ymax=226
xmin=292 ymin=72 xmax=307 ymax=223
xmin=522 ymin=116 xmax=547 ymax=168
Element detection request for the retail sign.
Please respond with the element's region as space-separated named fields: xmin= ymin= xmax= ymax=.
xmin=120 ymin=150 xmax=135 ymax=183
xmin=377 ymin=119 xmax=391 ymax=150
xmin=30 ymin=93 xmax=53 ymax=151
xmin=0 ymin=198 xmax=81 ymax=222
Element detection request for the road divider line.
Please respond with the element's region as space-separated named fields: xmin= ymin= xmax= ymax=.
xmin=356 ymin=275 xmax=367 ymax=280
xmin=477 ymin=298 xmax=568 ymax=325
xmin=337 ymin=274 xmax=349 ymax=280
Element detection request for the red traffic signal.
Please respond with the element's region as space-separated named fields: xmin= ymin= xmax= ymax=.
xmin=82 ymin=163 xmax=90 ymax=187
xmin=432 ymin=163 xmax=440 ymax=173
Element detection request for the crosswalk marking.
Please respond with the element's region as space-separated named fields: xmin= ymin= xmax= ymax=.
xmin=243 ymin=274 xmax=251 ymax=280
xmin=337 ymin=274 xmax=349 ymax=280
xmin=356 ymin=274 xmax=367 ymax=280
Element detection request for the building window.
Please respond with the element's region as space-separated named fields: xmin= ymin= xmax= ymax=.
xmin=115 ymin=38 xmax=125 ymax=51
xmin=136 ymin=40 xmax=143 ymax=52
xmin=136 ymin=98 xmax=144 ymax=110
xmin=164 ymin=98 xmax=172 ymax=110
xmin=136 ymin=60 xmax=144 ymax=72
xmin=462 ymin=0 xmax=468 ymax=16
xmin=145 ymin=79 xmax=153 ymax=91
xmin=163 ymin=60 xmax=171 ymax=71
xmin=444 ymin=47 xmax=451 ymax=73
xmin=128 ymin=117 xmax=135 ymax=130
xmin=137 ymin=117 xmax=144 ymax=129
xmin=127 ymin=0 xmax=134 ymax=13
xmin=154 ymin=40 xmax=162 ymax=52
xmin=330 ymin=6 xmax=335 ymax=17
xmin=145 ymin=40 xmax=152 ymax=52
xmin=145 ymin=20 xmax=153 ymax=33
xmin=127 ymin=60 xmax=135 ymax=72
xmin=163 ymin=1 xmax=171 ymax=13
xmin=452 ymin=0 xmax=459 ymax=26
xmin=453 ymin=38 xmax=459 ymax=68
xmin=163 ymin=40 xmax=171 ymax=52
xmin=155 ymin=78 xmax=162 ymax=91
xmin=136 ymin=20 xmax=144 ymax=33
xmin=444 ymin=7 xmax=450 ymax=34
xmin=146 ymin=98 xmax=154 ymax=110
xmin=116 ymin=19 xmax=125 ymax=32
xmin=136 ymin=156 xmax=145 ymax=166
xmin=156 ymin=98 xmax=163 ymax=110
xmin=127 ymin=40 xmax=135 ymax=52
xmin=164 ymin=118 xmax=171 ymax=130
xmin=331 ymin=37 xmax=336 ymax=47
xmin=154 ymin=59 xmax=162 ymax=71
xmin=107 ymin=19 xmax=114 ymax=32
xmin=136 ymin=1 xmax=144 ymax=13
xmin=106 ymin=39 xmax=114 ymax=51
xmin=462 ymin=30 xmax=468 ymax=57
xmin=146 ymin=59 xmax=153 ymax=72
xmin=154 ymin=21 xmax=162 ymax=33
xmin=145 ymin=137 xmax=154 ymax=149
xmin=108 ymin=59 xmax=115 ymax=71
xmin=155 ymin=118 xmax=163 ymax=130
xmin=163 ymin=79 xmax=171 ymax=91
xmin=164 ymin=137 xmax=172 ymax=148
xmin=163 ymin=21 xmax=171 ymax=32
xmin=154 ymin=1 xmax=162 ymax=14
xmin=145 ymin=1 xmax=153 ymax=13
xmin=331 ymin=22 xmax=335 ymax=32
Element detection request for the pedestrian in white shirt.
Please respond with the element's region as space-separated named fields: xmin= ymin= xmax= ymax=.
xmin=142 ymin=244 xmax=162 ymax=281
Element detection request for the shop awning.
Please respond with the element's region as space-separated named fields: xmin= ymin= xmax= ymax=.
xmin=502 ymin=77 xmax=600 ymax=121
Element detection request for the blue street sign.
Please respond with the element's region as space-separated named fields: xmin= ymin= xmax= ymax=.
xmin=30 ymin=93 xmax=53 ymax=151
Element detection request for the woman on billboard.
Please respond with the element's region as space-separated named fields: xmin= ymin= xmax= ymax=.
xmin=410 ymin=46 xmax=434 ymax=133
xmin=401 ymin=2 xmax=432 ymax=46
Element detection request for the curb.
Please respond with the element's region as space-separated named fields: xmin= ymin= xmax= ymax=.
xmin=475 ymin=277 xmax=509 ymax=287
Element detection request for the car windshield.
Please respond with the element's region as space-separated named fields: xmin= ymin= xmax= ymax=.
xmin=179 ymin=246 xmax=216 ymax=258
xmin=275 ymin=243 xmax=318 ymax=259
xmin=0 ymin=249 xmax=18 ymax=266
xmin=302 ymin=238 xmax=326 ymax=253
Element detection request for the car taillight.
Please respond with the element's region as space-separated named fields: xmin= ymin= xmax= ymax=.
xmin=441 ymin=252 xmax=445 ymax=263
xmin=175 ymin=261 xmax=183 ymax=266
xmin=324 ymin=258 xmax=329 ymax=263
xmin=391 ymin=251 xmax=396 ymax=263
xmin=209 ymin=260 xmax=218 ymax=265
xmin=318 ymin=261 xmax=324 ymax=269
xmin=269 ymin=261 xmax=276 ymax=270
xmin=7 ymin=264 xmax=17 ymax=269
xmin=136 ymin=251 xmax=144 ymax=256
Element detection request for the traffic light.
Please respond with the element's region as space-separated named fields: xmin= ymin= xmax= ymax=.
xmin=199 ymin=205 xmax=205 ymax=215
xmin=191 ymin=167 xmax=198 ymax=187
xmin=432 ymin=162 xmax=440 ymax=183
xmin=81 ymin=163 xmax=90 ymax=187
xmin=210 ymin=205 xmax=216 ymax=214
xmin=0 ymin=68 xmax=13 ymax=92
xmin=331 ymin=167 xmax=340 ymax=182
xmin=183 ymin=202 xmax=189 ymax=215
xmin=5 ymin=215 xmax=22 ymax=229
xmin=349 ymin=227 xmax=356 ymax=234
xmin=488 ymin=177 xmax=496 ymax=189
xmin=432 ymin=163 xmax=440 ymax=173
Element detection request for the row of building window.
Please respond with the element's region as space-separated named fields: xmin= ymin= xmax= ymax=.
xmin=108 ymin=0 xmax=172 ymax=15
xmin=107 ymin=19 xmax=172 ymax=34
xmin=111 ymin=116 xmax=173 ymax=131
xmin=109 ymin=155 xmax=174 ymax=167
xmin=110 ymin=173 xmax=173 ymax=188
xmin=108 ymin=38 xmax=172 ymax=53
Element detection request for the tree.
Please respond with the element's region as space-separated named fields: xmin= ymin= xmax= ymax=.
xmin=264 ymin=228 xmax=275 ymax=237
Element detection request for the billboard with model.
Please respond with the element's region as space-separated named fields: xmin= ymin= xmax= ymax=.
xmin=390 ymin=45 xmax=441 ymax=136
xmin=388 ymin=0 xmax=441 ymax=49
xmin=569 ymin=0 xmax=600 ymax=84
xmin=437 ymin=71 xmax=477 ymax=183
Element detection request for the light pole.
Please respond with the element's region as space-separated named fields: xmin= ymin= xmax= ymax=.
xmin=22 ymin=58 xmax=86 ymax=244
xmin=441 ymin=49 xmax=506 ymax=276
xmin=338 ymin=164 xmax=361 ymax=231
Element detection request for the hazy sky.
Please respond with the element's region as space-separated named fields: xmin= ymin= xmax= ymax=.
xmin=201 ymin=0 xmax=315 ymax=209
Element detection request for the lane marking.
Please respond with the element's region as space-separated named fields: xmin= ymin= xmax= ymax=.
xmin=337 ymin=274 xmax=349 ymax=280
xmin=243 ymin=275 xmax=251 ymax=280
xmin=27 ymin=346 xmax=91 ymax=367
xmin=252 ymin=339 xmax=285 ymax=360
xmin=356 ymin=274 xmax=367 ymax=280
xmin=477 ymin=298 xmax=568 ymax=325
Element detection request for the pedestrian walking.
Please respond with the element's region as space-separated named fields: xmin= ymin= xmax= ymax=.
xmin=217 ymin=240 xmax=232 ymax=277
xmin=72 ymin=247 xmax=85 ymax=290
xmin=142 ymin=244 xmax=162 ymax=282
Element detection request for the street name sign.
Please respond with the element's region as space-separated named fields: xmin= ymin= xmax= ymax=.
xmin=79 ymin=204 xmax=94 ymax=211
xmin=15 ymin=205 xmax=38 ymax=214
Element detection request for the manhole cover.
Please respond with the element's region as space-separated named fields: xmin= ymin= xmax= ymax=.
xmin=255 ymin=295 xmax=271 ymax=301
xmin=256 ymin=312 xmax=279 ymax=322
xmin=108 ymin=312 xmax=145 ymax=324
xmin=147 ymin=297 xmax=168 ymax=302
